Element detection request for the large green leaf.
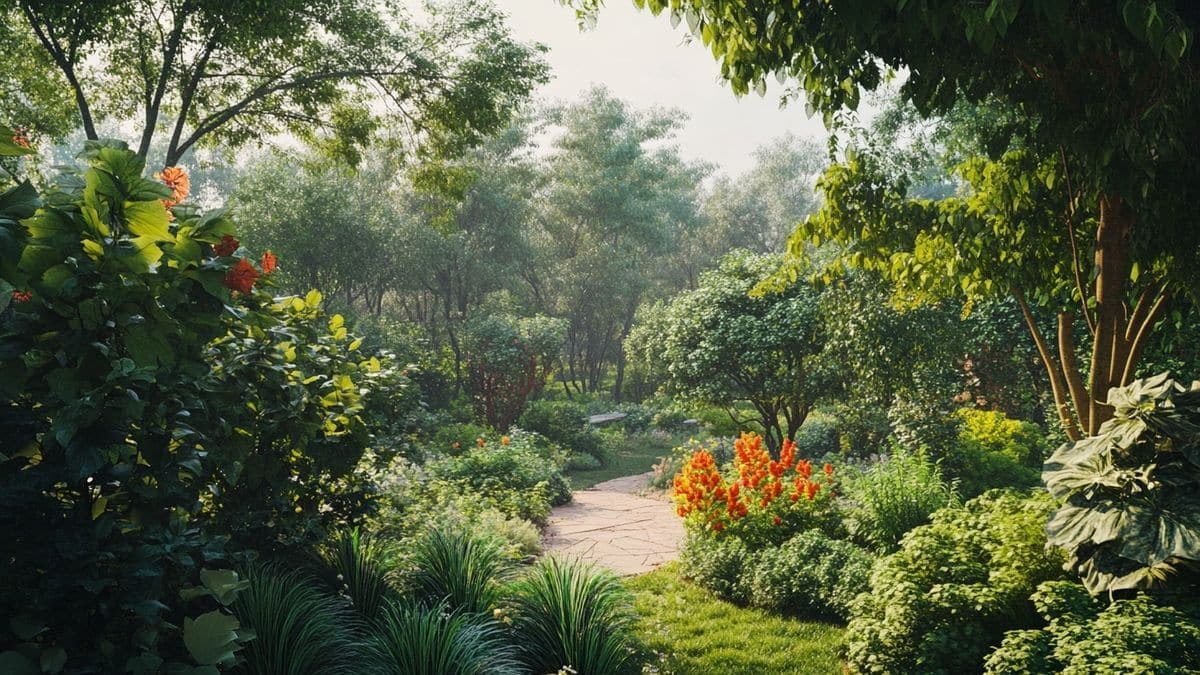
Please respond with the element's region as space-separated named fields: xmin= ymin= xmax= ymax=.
xmin=1116 ymin=493 xmax=1200 ymax=566
xmin=123 ymin=201 xmax=173 ymax=242
xmin=183 ymin=611 xmax=241 ymax=667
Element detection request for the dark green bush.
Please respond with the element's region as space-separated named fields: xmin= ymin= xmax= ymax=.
xmin=651 ymin=408 xmax=689 ymax=432
xmin=428 ymin=422 xmax=492 ymax=456
xmin=842 ymin=447 xmax=958 ymax=552
xmin=793 ymin=414 xmax=841 ymax=458
xmin=426 ymin=435 xmax=571 ymax=524
xmin=844 ymin=490 xmax=1067 ymax=674
xmin=746 ymin=529 xmax=874 ymax=621
xmin=511 ymin=556 xmax=635 ymax=675
xmin=985 ymin=581 xmax=1200 ymax=674
xmin=519 ymin=399 xmax=608 ymax=465
xmin=678 ymin=532 xmax=751 ymax=604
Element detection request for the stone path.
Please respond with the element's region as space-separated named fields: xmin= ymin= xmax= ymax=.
xmin=543 ymin=471 xmax=684 ymax=576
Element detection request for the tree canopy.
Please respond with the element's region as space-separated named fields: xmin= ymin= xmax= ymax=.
xmin=580 ymin=0 xmax=1200 ymax=439
xmin=3 ymin=0 xmax=548 ymax=165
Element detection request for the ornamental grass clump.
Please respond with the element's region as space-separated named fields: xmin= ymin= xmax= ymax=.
xmin=511 ymin=556 xmax=635 ymax=675
xmin=842 ymin=447 xmax=958 ymax=552
xmin=408 ymin=529 xmax=510 ymax=615
xmin=363 ymin=600 xmax=520 ymax=675
xmin=317 ymin=528 xmax=394 ymax=621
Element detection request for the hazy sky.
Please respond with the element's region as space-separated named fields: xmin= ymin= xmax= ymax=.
xmin=493 ymin=1 xmax=832 ymax=177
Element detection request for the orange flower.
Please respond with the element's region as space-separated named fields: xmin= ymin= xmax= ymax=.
xmin=261 ymin=250 xmax=277 ymax=274
xmin=500 ymin=435 xmax=510 ymax=446
xmin=11 ymin=290 xmax=31 ymax=303
xmin=11 ymin=127 xmax=30 ymax=148
xmin=223 ymin=258 xmax=259 ymax=294
xmin=451 ymin=441 xmax=461 ymax=449
xmin=156 ymin=166 xmax=190 ymax=206
xmin=773 ymin=515 xmax=782 ymax=526
xmin=213 ymin=234 xmax=239 ymax=257
xmin=476 ymin=437 xmax=486 ymax=448
xmin=823 ymin=463 xmax=833 ymax=477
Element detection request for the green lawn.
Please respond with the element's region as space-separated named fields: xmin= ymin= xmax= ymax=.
xmin=566 ymin=431 xmax=677 ymax=490
xmin=624 ymin=564 xmax=846 ymax=675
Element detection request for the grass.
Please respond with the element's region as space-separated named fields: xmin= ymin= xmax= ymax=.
xmin=566 ymin=431 xmax=678 ymax=490
xmin=624 ymin=564 xmax=846 ymax=675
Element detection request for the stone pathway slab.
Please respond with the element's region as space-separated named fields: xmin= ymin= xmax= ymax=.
xmin=543 ymin=471 xmax=684 ymax=576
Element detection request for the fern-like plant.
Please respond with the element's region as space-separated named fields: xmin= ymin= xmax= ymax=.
xmin=232 ymin=564 xmax=358 ymax=675
xmin=842 ymin=447 xmax=958 ymax=552
xmin=408 ymin=529 xmax=509 ymax=614
xmin=364 ymin=600 xmax=519 ymax=675
xmin=511 ymin=556 xmax=634 ymax=675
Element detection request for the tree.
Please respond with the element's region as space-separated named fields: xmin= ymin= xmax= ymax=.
xmin=4 ymin=0 xmax=547 ymax=165
xmin=699 ymin=134 xmax=826 ymax=258
xmin=636 ymin=251 xmax=827 ymax=452
xmin=462 ymin=313 xmax=567 ymax=430
xmin=583 ymin=0 xmax=1200 ymax=441
xmin=535 ymin=87 xmax=707 ymax=398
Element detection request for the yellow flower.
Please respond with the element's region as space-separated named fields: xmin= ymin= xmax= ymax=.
xmin=500 ymin=435 xmax=511 ymax=446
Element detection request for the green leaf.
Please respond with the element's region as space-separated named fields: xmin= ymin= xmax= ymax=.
xmin=199 ymin=569 xmax=250 ymax=606
xmin=183 ymin=611 xmax=241 ymax=666
xmin=123 ymin=201 xmax=173 ymax=242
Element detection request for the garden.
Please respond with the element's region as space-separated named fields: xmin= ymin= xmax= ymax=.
xmin=2 ymin=1 xmax=1199 ymax=674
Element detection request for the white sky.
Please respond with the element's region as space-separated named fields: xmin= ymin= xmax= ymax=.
xmin=494 ymin=0 xmax=833 ymax=177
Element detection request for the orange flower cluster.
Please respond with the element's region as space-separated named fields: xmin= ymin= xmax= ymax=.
xmin=261 ymin=250 xmax=277 ymax=274
xmin=12 ymin=127 xmax=30 ymax=149
xmin=11 ymin=290 xmax=31 ymax=303
xmin=156 ymin=166 xmax=190 ymax=217
xmin=673 ymin=432 xmax=836 ymax=534
xmin=214 ymin=235 xmax=239 ymax=257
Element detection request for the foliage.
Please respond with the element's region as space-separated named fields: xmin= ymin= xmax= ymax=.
xmin=625 ymin=564 xmax=846 ymax=675
xmin=791 ymin=413 xmax=840 ymax=458
xmin=678 ymin=532 xmax=751 ymax=604
xmin=519 ymin=398 xmax=607 ymax=465
xmin=317 ymin=528 xmax=393 ymax=622
xmin=510 ymin=556 xmax=635 ymax=675
xmin=232 ymin=565 xmax=356 ymax=675
xmin=985 ymin=580 xmax=1200 ymax=674
xmin=1044 ymin=373 xmax=1200 ymax=595
xmin=364 ymin=600 xmax=520 ymax=675
xmin=673 ymin=433 xmax=839 ymax=547
xmin=956 ymin=408 xmax=1047 ymax=468
xmin=636 ymin=251 xmax=828 ymax=450
xmin=0 ymin=142 xmax=384 ymax=666
xmin=746 ymin=529 xmax=874 ymax=621
xmin=537 ymin=86 xmax=708 ymax=397
xmin=426 ymin=433 xmax=571 ymax=523
xmin=844 ymin=490 xmax=1067 ymax=675
xmin=841 ymin=448 xmax=957 ymax=552
xmin=407 ymin=529 xmax=510 ymax=616
xmin=5 ymin=0 xmax=548 ymax=165
xmin=462 ymin=313 xmax=566 ymax=430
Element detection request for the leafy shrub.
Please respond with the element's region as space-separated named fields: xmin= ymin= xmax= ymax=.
xmin=519 ymin=398 xmax=607 ymax=465
xmin=842 ymin=447 xmax=957 ymax=552
xmin=462 ymin=314 xmax=566 ymax=430
xmin=407 ymin=529 xmax=510 ymax=615
xmin=844 ymin=490 xmax=1067 ymax=674
xmin=233 ymin=565 xmax=356 ymax=675
xmin=0 ymin=143 xmax=386 ymax=667
xmin=746 ymin=529 xmax=874 ymax=620
xmin=678 ymin=532 xmax=752 ymax=604
xmin=651 ymin=408 xmax=689 ymax=432
xmin=364 ymin=600 xmax=519 ymax=675
xmin=511 ymin=556 xmax=635 ymax=675
xmin=1044 ymin=373 xmax=1200 ymax=595
xmin=673 ymin=433 xmax=841 ymax=548
xmin=427 ymin=436 xmax=570 ymax=523
xmin=955 ymin=408 xmax=1047 ymax=467
xmin=568 ymin=451 xmax=603 ymax=471
xmin=985 ymin=581 xmax=1200 ymax=674
xmin=317 ymin=528 xmax=393 ymax=621
xmin=428 ymin=422 xmax=492 ymax=456
xmin=793 ymin=413 xmax=841 ymax=458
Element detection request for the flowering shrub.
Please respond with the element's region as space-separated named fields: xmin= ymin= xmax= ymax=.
xmin=673 ymin=432 xmax=839 ymax=547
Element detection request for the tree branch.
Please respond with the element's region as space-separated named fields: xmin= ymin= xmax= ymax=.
xmin=19 ymin=3 xmax=97 ymax=139
xmin=1059 ymin=146 xmax=1094 ymax=335
xmin=1121 ymin=288 xmax=1169 ymax=386
xmin=1014 ymin=287 xmax=1081 ymax=440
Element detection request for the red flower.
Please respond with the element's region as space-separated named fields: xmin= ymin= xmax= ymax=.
xmin=214 ymin=234 xmax=239 ymax=257
xmin=823 ymin=463 xmax=833 ymax=477
xmin=12 ymin=127 xmax=30 ymax=149
xmin=261 ymin=250 xmax=277 ymax=274
xmin=773 ymin=515 xmax=782 ymax=526
xmin=223 ymin=258 xmax=259 ymax=294
xmin=11 ymin=290 xmax=31 ymax=303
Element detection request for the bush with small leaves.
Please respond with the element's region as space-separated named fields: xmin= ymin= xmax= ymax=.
xmin=844 ymin=490 xmax=1067 ymax=674
xmin=985 ymin=580 xmax=1200 ymax=674
xmin=678 ymin=532 xmax=751 ymax=604
xmin=746 ymin=529 xmax=874 ymax=620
